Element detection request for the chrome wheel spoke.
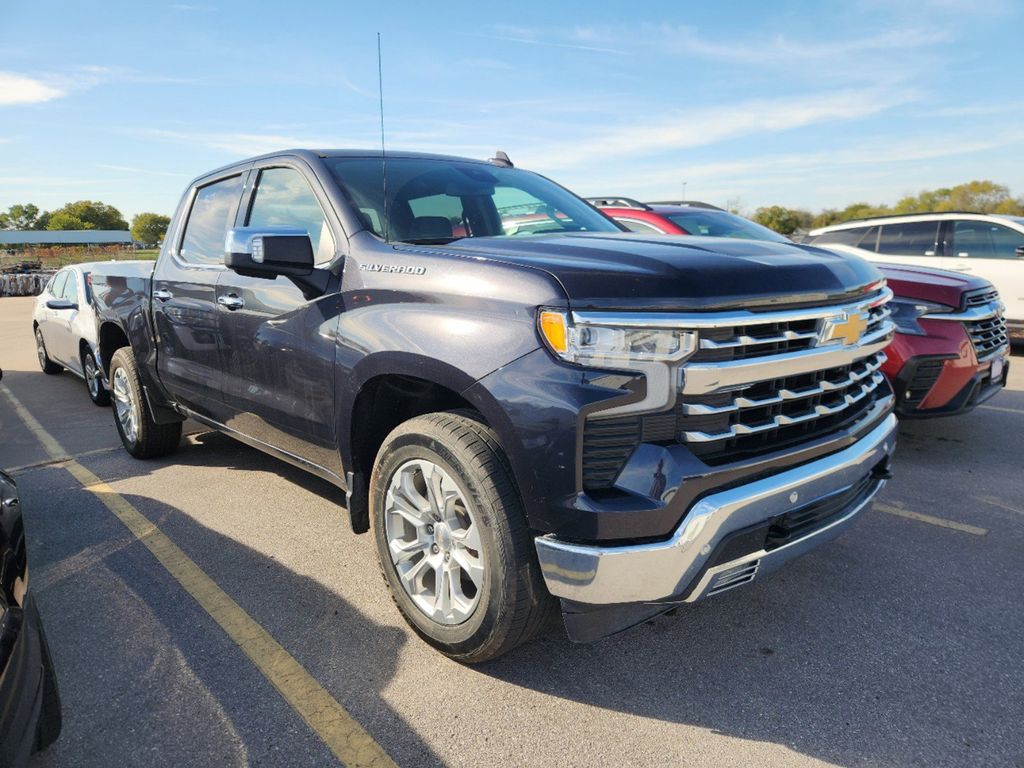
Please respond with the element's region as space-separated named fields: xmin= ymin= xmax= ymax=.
xmin=385 ymin=458 xmax=485 ymax=625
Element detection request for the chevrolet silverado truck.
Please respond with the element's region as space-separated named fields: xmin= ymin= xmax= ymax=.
xmin=91 ymin=149 xmax=897 ymax=662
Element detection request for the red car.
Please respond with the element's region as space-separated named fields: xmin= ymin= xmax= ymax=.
xmin=595 ymin=199 xmax=1011 ymax=417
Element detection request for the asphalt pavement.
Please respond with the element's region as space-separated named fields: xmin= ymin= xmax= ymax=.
xmin=1 ymin=295 xmax=1022 ymax=768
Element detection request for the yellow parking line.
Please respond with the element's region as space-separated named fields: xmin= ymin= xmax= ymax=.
xmin=875 ymin=502 xmax=988 ymax=536
xmin=0 ymin=384 xmax=396 ymax=768
xmin=6 ymin=446 xmax=122 ymax=475
xmin=978 ymin=404 xmax=1024 ymax=415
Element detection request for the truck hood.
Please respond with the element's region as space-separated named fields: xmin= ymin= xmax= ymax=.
xmin=873 ymin=262 xmax=993 ymax=308
xmin=436 ymin=233 xmax=884 ymax=311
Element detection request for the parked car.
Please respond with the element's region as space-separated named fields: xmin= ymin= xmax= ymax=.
xmin=32 ymin=264 xmax=110 ymax=405
xmin=871 ymin=265 xmax=1008 ymax=416
xmin=598 ymin=201 xmax=1010 ymax=418
xmin=0 ymin=371 xmax=62 ymax=764
xmin=804 ymin=213 xmax=1024 ymax=341
xmin=91 ymin=149 xmax=897 ymax=661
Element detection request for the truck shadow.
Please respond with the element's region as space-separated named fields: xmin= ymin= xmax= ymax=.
xmin=25 ymin=483 xmax=441 ymax=768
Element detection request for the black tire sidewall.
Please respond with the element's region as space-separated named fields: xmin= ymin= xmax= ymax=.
xmin=371 ymin=430 xmax=513 ymax=657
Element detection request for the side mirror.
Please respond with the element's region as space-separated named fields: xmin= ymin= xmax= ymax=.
xmin=225 ymin=227 xmax=314 ymax=279
xmin=1016 ymin=245 xmax=1024 ymax=259
xmin=46 ymin=299 xmax=78 ymax=311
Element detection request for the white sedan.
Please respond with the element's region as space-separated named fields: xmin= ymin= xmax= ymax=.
xmin=32 ymin=264 xmax=109 ymax=405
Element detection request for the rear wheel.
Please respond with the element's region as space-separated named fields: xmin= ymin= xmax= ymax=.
xmin=82 ymin=348 xmax=110 ymax=406
xmin=109 ymin=347 xmax=181 ymax=459
xmin=370 ymin=411 xmax=554 ymax=663
xmin=34 ymin=327 xmax=62 ymax=374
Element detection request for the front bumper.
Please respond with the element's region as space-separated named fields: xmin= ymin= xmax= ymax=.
xmin=535 ymin=413 xmax=897 ymax=607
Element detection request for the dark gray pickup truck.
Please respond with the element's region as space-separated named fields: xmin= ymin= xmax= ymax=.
xmin=91 ymin=149 xmax=897 ymax=661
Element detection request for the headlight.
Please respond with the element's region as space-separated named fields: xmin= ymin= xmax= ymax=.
xmin=538 ymin=309 xmax=697 ymax=365
xmin=888 ymin=298 xmax=953 ymax=336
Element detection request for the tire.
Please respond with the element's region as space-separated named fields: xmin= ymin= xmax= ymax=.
xmin=34 ymin=327 xmax=62 ymax=375
xmin=82 ymin=347 xmax=110 ymax=406
xmin=370 ymin=411 xmax=555 ymax=663
xmin=109 ymin=347 xmax=181 ymax=459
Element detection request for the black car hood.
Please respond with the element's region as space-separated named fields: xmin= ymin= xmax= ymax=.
xmin=434 ymin=233 xmax=884 ymax=311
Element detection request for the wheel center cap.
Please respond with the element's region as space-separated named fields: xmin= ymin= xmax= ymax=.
xmin=435 ymin=522 xmax=452 ymax=552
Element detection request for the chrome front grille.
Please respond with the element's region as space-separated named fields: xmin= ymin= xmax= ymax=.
xmin=964 ymin=288 xmax=999 ymax=309
xmin=579 ymin=287 xmax=896 ymax=490
xmin=680 ymin=352 xmax=887 ymax=444
xmin=691 ymin=302 xmax=891 ymax=363
xmin=966 ymin=314 xmax=1008 ymax=360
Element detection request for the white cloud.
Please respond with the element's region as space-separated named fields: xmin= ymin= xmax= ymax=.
xmin=525 ymin=87 xmax=917 ymax=169
xmin=0 ymin=72 xmax=65 ymax=105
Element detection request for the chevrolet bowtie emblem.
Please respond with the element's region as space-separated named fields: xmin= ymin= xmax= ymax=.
xmin=819 ymin=312 xmax=868 ymax=346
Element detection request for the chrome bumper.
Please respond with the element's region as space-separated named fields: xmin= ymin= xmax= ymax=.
xmin=535 ymin=413 xmax=897 ymax=605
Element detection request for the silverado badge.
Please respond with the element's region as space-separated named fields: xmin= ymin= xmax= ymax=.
xmin=819 ymin=312 xmax=868 ymax=346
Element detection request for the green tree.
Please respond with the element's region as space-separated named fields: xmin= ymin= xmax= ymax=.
xmin=131 ymin=212 xmax=171 ymax=244
xmin=46 ymin=211 xmax=89 ymax=230
xmin=0 ymin=203 xmax=44 ymax=230
xmin=752 ymin=205 xmax=811 ymax=235
xmin=44 ymin=200 xmax=128 ymax=231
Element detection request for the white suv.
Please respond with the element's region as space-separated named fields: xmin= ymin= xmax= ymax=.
xmin=806 ymin=213 xmax=1024 ymax=339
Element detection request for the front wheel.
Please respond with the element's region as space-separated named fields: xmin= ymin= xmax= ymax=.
xmin=370 ymin=411 xmax=555 ymax=663
xmin=34 ymin=327 xmax=62 ymax=374
xmin=109 ymin=347 xmax=181 ymax=459
xmin=82 ymin=348 xmax=110 ymax=406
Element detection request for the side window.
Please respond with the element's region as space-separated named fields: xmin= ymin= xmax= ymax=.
xmin=50 ymin=270 xmax=68 ymax=298
xmin=62 ymin=271 xmax=79 ymax=304
xmin=179 ymin=175 xmax=244 ymax=265
xmin=855 ymin=226 xmax=879 ymax=253
xmin=247 ymin=167 xmax=336 ymax=266
xmin=951 ymin=221 xmax=1024 ymax=259
xmin=877 ymin=222 xmax=939 ymax=256
xmin=812 ymin=226 xmax=870 ymax=246
xmin=617 ymin=218 xmax=664 ymax=234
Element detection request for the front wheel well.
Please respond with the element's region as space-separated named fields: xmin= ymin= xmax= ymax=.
xmin=347 ymin=375 xmax=481 ymax=533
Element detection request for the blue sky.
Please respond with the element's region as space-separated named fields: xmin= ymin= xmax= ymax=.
xmin=2 ymin=0 xmax=1022 ymax=221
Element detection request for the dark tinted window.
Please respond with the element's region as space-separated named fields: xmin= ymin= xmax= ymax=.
xmin=877 ymin=222 xmax=939 ymax=256
xmin=666 ymin=211 xmax=788 ymax=242
xmin=950 ymin=220 xmax=1024 ymax=259
xmin=855 ymin=226 xmax=879 ymax=253
xmin=810 ymin=226 xmax=871 ymax=246
xmin=616 ymin=218 xmax=664 ymax=234
xmin=180 ymin=175 xmax=243 ymax=265
xmin=247 ymin=167 xmax=335 ymax=265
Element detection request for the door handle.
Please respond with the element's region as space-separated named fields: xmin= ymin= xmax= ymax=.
xmin=153 ymin=289 xmax=173 ymax=302
xmin=217 ymin=294 xmax=245 ymax=310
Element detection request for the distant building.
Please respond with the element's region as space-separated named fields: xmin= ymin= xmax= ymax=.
xmin=0 ymin=230 xmax=132 ymax=246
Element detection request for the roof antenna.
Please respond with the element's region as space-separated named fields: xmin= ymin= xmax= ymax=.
xmin=377 ymin=32 xmax=389 ymax=243
xmin=490 ymin=150 xmax=513 ymax=168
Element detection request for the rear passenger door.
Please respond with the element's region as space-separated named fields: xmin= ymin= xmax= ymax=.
xmin=872 ymin=221 xmax=943 ymax=270
xmin=152 ymin=172 xmax=245 ymax=421
xmin=215 ymin=161 xmax=343 ymax=471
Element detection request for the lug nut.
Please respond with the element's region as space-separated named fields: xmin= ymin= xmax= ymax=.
xmin=426 ymin=524 xmax=434 ymax=535
xmin=444 ymin=552 xmax=451 ymax=562
xmin=431 ymin=544 xmax=440 ymax=554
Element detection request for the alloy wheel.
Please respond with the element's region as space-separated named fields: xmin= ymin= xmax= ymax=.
xmin=112 ymin=366 xmax=138 ymax=444
xmin=384 ymin=459 xmax=485 ymax=625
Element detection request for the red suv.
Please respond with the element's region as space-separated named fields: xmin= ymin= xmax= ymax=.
xmin=595 ymin=199 xmax=1011 ymax=417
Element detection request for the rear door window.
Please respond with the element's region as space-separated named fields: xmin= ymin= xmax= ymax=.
xmin=877 ymin=222 xmax=939 ymax=256
xmin=179 ymin=175 xmax=244 ymax=265
xmin=950 ymin=220 xmax=1024 ymax=259
xmin=810 ymin=226 xmax=871 ymax=246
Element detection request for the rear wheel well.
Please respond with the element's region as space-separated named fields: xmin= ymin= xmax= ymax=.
xmin=98 ymin=323 xmax=130 ymax=375
xmin=347 ymin=375 xmax=480 ymax=533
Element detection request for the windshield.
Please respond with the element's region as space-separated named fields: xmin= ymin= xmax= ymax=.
xmin=667 ymin=211 xmax=789 ymax=243
xmin=325 ymin=157 xmax=621 ymax=244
